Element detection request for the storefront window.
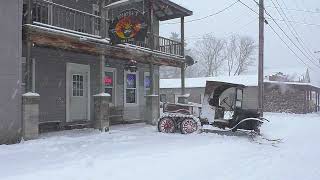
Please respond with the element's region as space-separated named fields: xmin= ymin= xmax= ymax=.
xmin=126 ymin=72 xmax=138 ymax=104
xmin=104 ymin=68 xmax=116 ymax=104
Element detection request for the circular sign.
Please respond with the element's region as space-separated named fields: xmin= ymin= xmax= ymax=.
xmin=109 ymin=9 xmax=147 ymax=44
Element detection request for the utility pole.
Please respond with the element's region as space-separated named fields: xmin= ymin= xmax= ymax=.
xmin=258 ymin=0 xmax=265 ymax=116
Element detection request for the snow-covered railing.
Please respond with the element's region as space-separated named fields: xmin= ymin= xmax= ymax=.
xmin=154 ymin=34 xmax=183 ymax=57
xmin=32 ymin=0 xmax=104 ymax=37
xmin=128 ymin=34 xmax=183 ymax=57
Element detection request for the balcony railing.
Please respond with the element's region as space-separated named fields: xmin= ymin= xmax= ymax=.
xmin=27 ymin=0 xmax=184 ymax=57
xmin=31 ymin=0 xmax=102 ymax=37
xmin=128 ymin=35 xmax=183 ymax=57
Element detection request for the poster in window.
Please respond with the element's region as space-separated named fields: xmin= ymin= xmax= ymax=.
xmin=144 ymin=76 xmax=151 ymax=89
xmin=104 ymin=72 xmax=114 ymax=87
xmin=127 ymin=74 xmax=136 ymax=88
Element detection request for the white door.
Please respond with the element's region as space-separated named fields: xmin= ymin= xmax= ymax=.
xmin=67 ymin=63 xmax=90 ymax=122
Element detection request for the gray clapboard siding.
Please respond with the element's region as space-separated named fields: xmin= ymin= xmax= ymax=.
xmin=30 ymin=47 xmax=100 ymax=123
xmin=0 ymin=0 xmax=23 ymax=144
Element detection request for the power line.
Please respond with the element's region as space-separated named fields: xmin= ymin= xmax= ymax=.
xmin=239 ymin=0 xmax=259 ymax=15
xmin=265 ymin=5 xmax=320 ymax=14
xmin=251 ymin=0 xmax=320 ymax=68
xmin=239 ymin=0 xmax=317 ymax=70
xmin=252 ymin=0 xmax=320 ymax=27
xmin=163 ymin=0 xmax=320 ymax=27
xmin=277 ymin=0 xmax=319 ymax=62
xmin=268 ymin=18 xmax=320 ymax=27
xmin=267 ymin=22 xmax=315 ymax=71
xmin=264 ymin=6 xmax=320 ymax=69
xmin=271 ymin=0 xmax=319 ymax=66
xmin=161 ymin=0 xmax=240 ymax=25
xmin=185 ymin=17 xmax=257 ymax=40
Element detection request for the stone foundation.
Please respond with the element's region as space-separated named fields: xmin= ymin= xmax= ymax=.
xmin=93 ymin=93 xmax=111 ymax=132
xmin=22 ymin=93 xmax=40 ymax=140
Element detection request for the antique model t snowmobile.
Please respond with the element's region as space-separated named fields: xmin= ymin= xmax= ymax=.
xmin=158 ymin=81 xmax=269 ymax=135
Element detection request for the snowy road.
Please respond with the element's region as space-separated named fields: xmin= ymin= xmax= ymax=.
xmin=0 ymin=113 xmax=320 ymax=180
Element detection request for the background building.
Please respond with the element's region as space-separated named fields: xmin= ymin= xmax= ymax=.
xmin=160 ymin=75 xmax=320 ymax=114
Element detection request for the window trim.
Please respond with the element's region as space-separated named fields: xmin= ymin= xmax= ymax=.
xmin=124 ymin=70 xmax=139 ymax=106
xmin=104 ymin=67 xmax=117 ymax=106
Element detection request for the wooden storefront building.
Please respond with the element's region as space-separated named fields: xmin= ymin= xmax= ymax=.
xmin=0 ymin=0 xmax=193 ymax=143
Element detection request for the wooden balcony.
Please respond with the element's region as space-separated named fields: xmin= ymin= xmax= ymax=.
xmin=26 ymin=0 xmax=184 ymax=57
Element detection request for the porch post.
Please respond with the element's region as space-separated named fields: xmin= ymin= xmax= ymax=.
xmin=181 ymin=16 xmax=185 ymax=57
xmin=178 ymin=17 xmax=187 ymax=104
xmin=318 ymin=92 xmax=320 ymax=112
xmin=303 ymin=90 xmax=307 ymax=114
xmin=145 ymin=0 xmax=159 ymax=125
xmin=99 ymin=0 xmax=107 ymax=93
xmin=145 ymin=62 xmax=159 ymax=125
xmin=26 ymin=0 xmax=33 ymax=93
xmin=100 ymin=0 xmax=107 ymax=38
xmin=148 ymin=0 xmax=154 ymax=50
xmin=316 ymin=91 xmax=318 ymax=112
xmin=307 ymin=90 xmax=310 ymax=113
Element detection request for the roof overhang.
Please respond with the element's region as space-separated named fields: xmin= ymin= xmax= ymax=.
xmin=154 ymin=0 xmax=193 ymax=21
xmin=105 ymin=0 xmax=193 ymax=21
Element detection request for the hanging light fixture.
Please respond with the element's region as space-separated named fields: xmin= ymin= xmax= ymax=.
xmin=125 ymin=60 xmax=138 ymax=72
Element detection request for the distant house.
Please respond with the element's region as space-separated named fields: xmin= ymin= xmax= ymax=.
xmin=160 ymin=75 xmax=320 ymax=114
xmin=265 ymin=68 xmax=311 ymax=83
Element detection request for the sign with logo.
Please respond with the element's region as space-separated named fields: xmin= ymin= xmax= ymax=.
xmin=109 ymin=9 xmax=148 ymax=44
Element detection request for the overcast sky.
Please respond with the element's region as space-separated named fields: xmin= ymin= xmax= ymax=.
xmin=160 ymin=0 xmax=320 ymax=83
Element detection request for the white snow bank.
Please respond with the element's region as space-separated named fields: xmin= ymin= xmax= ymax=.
xmin=0 ymin=113 xmax=320 ymax=180
xmin=22 ymin=92 xmax=40 ymax=97
xmin=93 ymin=93 xmax=111 ymax=97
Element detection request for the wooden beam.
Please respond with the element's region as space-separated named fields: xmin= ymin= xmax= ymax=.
xmin=24 ymin=25 xmax=185 ymax=67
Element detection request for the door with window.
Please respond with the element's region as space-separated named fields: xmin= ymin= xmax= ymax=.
xmin=67 ymin=63 xmax=90 ymax=122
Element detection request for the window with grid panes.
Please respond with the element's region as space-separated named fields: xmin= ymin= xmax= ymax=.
xmin=126 ymin=73 xmax=137 ymax=104
xmin=72 ymin=74 xmax=84 ymax=97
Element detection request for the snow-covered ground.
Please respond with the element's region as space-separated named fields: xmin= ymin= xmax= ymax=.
xmin=0 ymin=113 xmax=320 ymax=180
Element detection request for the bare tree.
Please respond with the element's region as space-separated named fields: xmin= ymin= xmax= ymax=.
xmin=225 ymin=35 xmax=239 ymax=76
xmin=234 ymin=36 xmax=256 ymax=75
xmin=194 ymin=35 xmax=226 ymax=77
xmin=224 ymin=35 xmax=256 ymax=76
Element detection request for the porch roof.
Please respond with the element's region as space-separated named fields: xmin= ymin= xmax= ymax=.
xmin=106 ymin=0 xmax=193 ymax=21
xmin=154 ymin=0 xmax=193 ymax=21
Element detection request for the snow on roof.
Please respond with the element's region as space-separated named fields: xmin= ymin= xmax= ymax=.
xmin=264 ymin=80 xmax=320 ymax=89
xmin=105 ymin=0 xmax=143 ymax=9
xmin=264 ymin=67 xmax=307 ymax=79
xmin=160 ymin=75 xmax=320 ymax=89
xmin=160 ymin=75 xmax=258 ymax=89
